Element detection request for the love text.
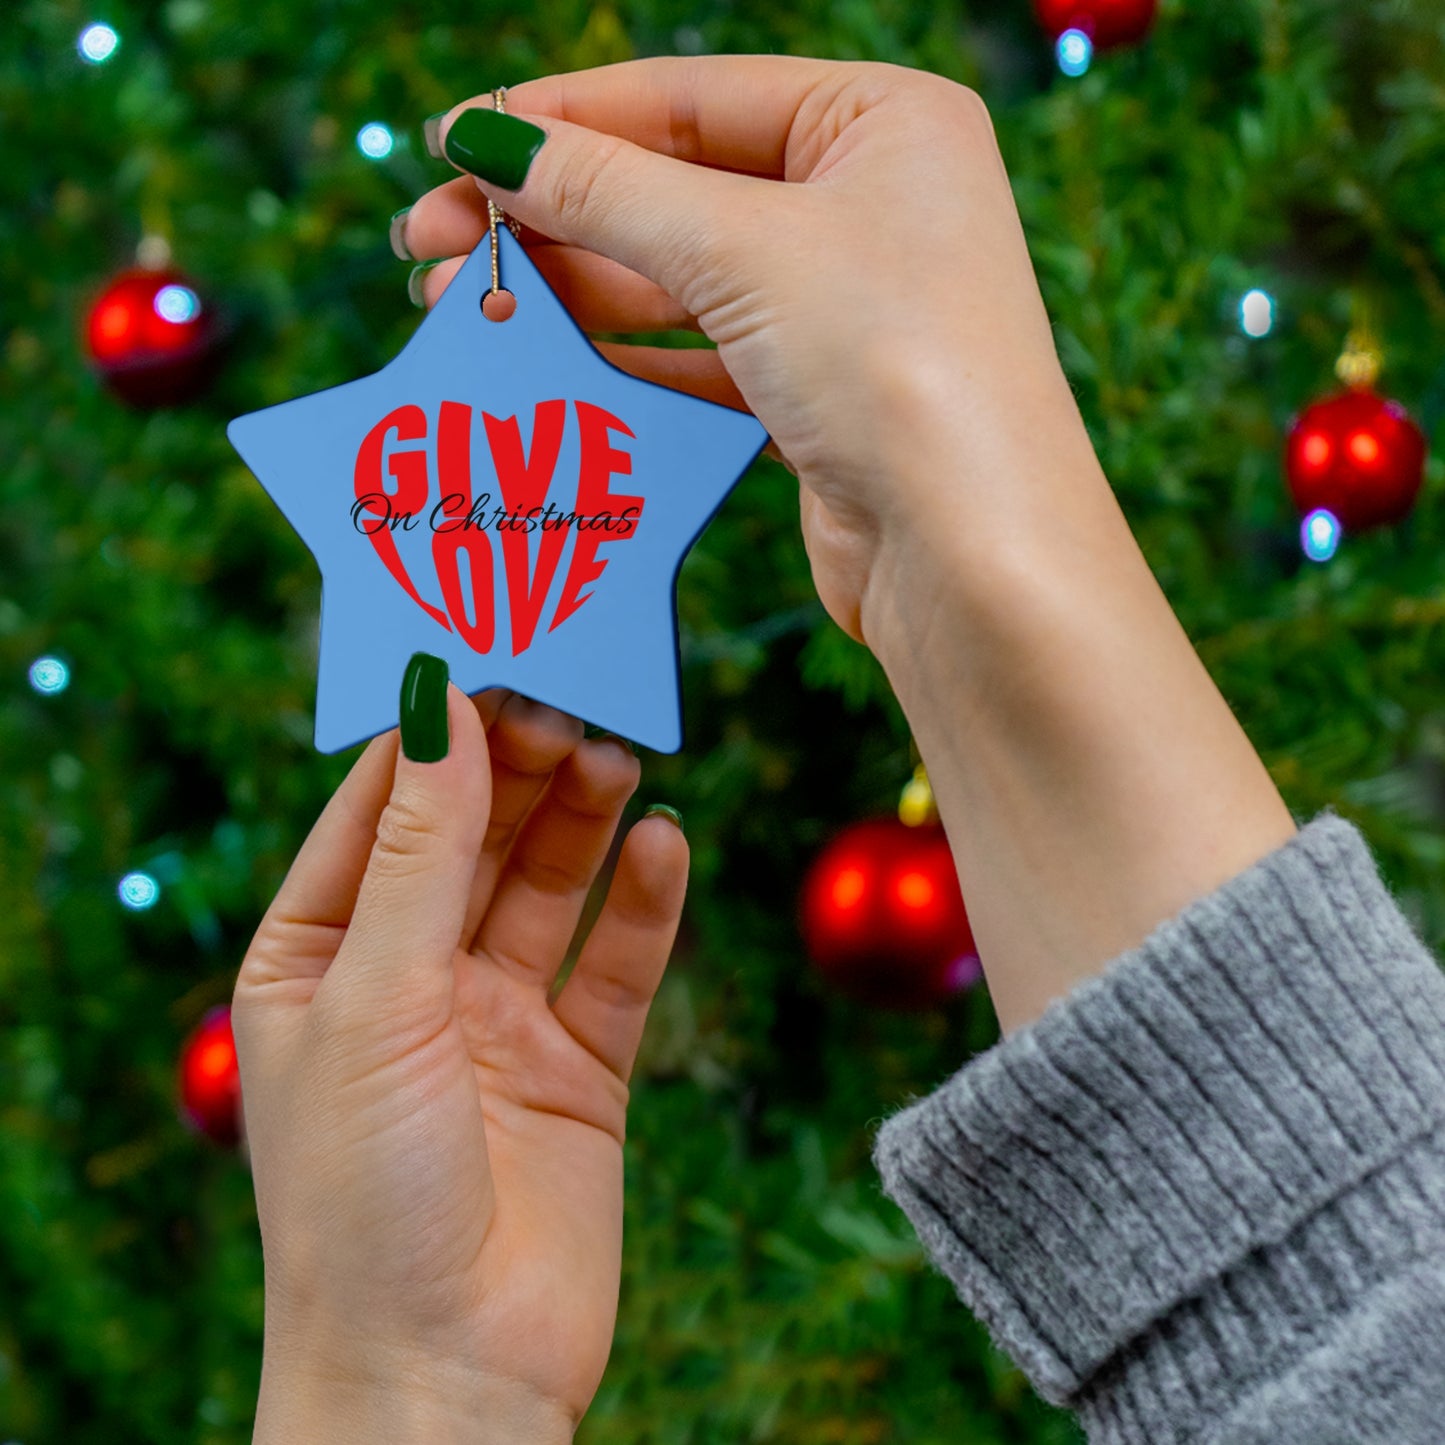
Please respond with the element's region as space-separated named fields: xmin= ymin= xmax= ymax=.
xmin=352 ymin=399 xmax=644 ymax=656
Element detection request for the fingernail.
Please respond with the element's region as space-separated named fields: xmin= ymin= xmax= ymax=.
xmin=423 ymin=112 xmax=447 ymax=160
xmin=400 ymin=652 xmax=449 ymax=762
xmin=389 ymin=206 xmax=413 ymax=261
xmin=585 ymin=724 xmax=637 ymax=754
xmin=443 ymin=106 xmax=546 ymax=192
xmin=407 ymin=259 xmax=442 ymax=308
xmin=644 ymin=803 xmax=683 ymax=833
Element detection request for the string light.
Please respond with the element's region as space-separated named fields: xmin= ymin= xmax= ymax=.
xmin=356 ymin=122 xmax=394 ymax=160
xmin=1240 ymin=289 xmax=1275 ymax=338
xmin=153 ymin=284 xmax=201 ymax=324
xmin=118 ymin=871 xmax=160 ymax=911
xmin=945 ymin=952 xmax=984 ymax=992
xmin=1057 ymin=29 xmax=1093 ymax=76
xmin=28 ymin=657 xmax=70 ymax=695
xmin=78 ymin=22 xmax=120 ymax=64
xmin=1301 ymin=508 xmax=1341 ymax=563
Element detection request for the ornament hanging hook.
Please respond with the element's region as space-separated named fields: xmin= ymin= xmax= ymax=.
xmin=486 ymin=87 xmax=523 ymax=301
xmin=137 ymin=184 xmax=175 ymax=270
xmin=1336 ymin=293 xmax=1383 ymax=391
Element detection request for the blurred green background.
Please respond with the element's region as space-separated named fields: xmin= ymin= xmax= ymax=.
xmin=4 ymin=0 xmax=1445 ymax=1440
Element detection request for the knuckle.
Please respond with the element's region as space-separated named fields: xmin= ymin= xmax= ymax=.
xmin=516 ymin=848 xmax=585 ymax=898
xmin=370 ymin=786 xmax=448 ymax=875
xmin=581 ymin=967 xmax=655 ymax=1015
xmin=666 ymin=87 xmax=705 ymax=165
xmin=952 ymin=81 xmax=997 ymax=137
xmin=858 ymin=59 xmax=911 ymax=89
xmin=551 ymin=133 xmax=628 ymax=236
xmin=610 ymin=888 xmax=675 ymax=935
xmin=886 ymin=64 xmax=993 ymax=125
xmin=894 ymin=75 xmax=1002 ymax=174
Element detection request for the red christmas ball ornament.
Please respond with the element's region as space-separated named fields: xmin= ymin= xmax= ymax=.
xmin=85 ymin=267 xmax=220 ymax=407
xmin=800 ymin=817 xmax=981 ymax=1010
xmin=1033 ymin=0 xmax=1157 ymax=50
xmin=1285 ymin=388 xmax=1427 ymax=533
xmin=178 ymin=1005 xmax=243 ymax=1147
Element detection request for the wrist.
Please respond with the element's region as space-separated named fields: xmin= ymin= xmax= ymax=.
xmin=856 ymin=358 xmax=1122 ymax=682
xmin=854 ymin=378 xmax=1294 ymax=1033
xmin=254 ymin=1344 xmax=575 ymax=1445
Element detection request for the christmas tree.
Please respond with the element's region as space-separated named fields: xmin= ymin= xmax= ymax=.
xmin=3 ymin=1 xmax=1443 ymax=1440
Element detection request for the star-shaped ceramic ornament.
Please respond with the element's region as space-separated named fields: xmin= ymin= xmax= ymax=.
xmin=227 ymin=226 xmax=768 ymax=753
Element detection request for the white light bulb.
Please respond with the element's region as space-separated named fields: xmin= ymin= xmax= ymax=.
xmin=1301 ymin=508 xmax=1341 ymax=563
xmin=357 ymin=123 xmax=395 ymax=160
xmin=1057 ymin=29 xmax=1093 ymax=77
xmin=118 ymin=871 xmax=161 ymax=910
xmin=28 ymin=657 xmax=70 ymax=694
xmin=78 ymin=23 xmax=120 ymax=64
xmin=154 ymin=284 xmax=201 ymax=324
xmin=1240 ymin=288 xmax=1275 ymax=338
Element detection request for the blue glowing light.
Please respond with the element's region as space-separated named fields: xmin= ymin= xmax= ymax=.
xmin=154 ymin=284 xmax=201 ymax=324
xmin=356 ymin=123 xmax=395 ymax=160
xmin=1057 ymin=28 xmax=1093 ymax=77
xmin=78 ymin=23 xmax=120 ymax=64
xmin=1301 ymin=508 xmax=1341 ymax=563
xmin=118 ymin=871 xmax=161 ymax=910
xmin=946 ymin=952 xmax=984 ymax=994
xmin=28 ymin=657 xmax=70 ymax=695
xmin=1240 ymin=288 xmax=1275 ymax=338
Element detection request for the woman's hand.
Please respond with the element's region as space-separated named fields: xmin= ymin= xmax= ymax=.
xmin=234 ymin=683 xmax=687 ymax=1443
xmin=401 ymin=58 xmax=1295 ymax=1034
xmin=400 ymin=56 xmax=1093 ymax=647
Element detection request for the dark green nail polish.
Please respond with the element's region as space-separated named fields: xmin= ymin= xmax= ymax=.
xmin=389 ymin=206 xmax=413 ymax=262
xmin=443 ymin=106 xmax=546 ymax=191
xmin=407 ymin=259 xmax=442 ymax=308
xmin=644 ymin=803 xmax=683 ymax=832
xmin=584 ymin=723 xmax=637 ymax=754
xmin=400 ymin=652 xmax=449 ymax=762
xmin=423 ymin=112 xmax=447 ymax=159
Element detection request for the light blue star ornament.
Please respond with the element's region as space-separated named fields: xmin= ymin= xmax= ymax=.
xmin=226 ymin=227 xmax=768 ymax=753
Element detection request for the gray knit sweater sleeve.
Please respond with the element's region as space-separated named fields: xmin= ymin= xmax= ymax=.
xmin=872 ymin=810 xmax=1445 ymax=1442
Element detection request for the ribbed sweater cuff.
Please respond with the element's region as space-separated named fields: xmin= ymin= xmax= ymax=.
xmin=871 ymin=810 xmax=1445 ymax=1408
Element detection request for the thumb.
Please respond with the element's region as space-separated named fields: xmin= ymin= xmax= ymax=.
xmin=323 ymin=654 xmax=490 ymax=1026
xmin=438 ymin=102 xmax=764 ymax=316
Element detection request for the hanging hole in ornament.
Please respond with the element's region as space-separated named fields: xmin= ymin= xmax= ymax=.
xmin=482 ymin=289 xmax=516 ymax=323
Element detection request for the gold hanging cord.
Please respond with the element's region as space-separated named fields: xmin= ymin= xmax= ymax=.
xmin=487 ymin=87 xmax=524 ymax=299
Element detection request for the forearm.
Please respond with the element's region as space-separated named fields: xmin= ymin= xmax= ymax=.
xmin=860 ymin=389 xmax=1296 ymax=1034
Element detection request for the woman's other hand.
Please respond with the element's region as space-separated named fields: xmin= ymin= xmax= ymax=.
xmin=235 ymin=678 xmax=686 ymax=1443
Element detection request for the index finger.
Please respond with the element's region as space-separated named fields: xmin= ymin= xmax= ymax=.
xmin=482 ymin=55 xmax=851 ymax=179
